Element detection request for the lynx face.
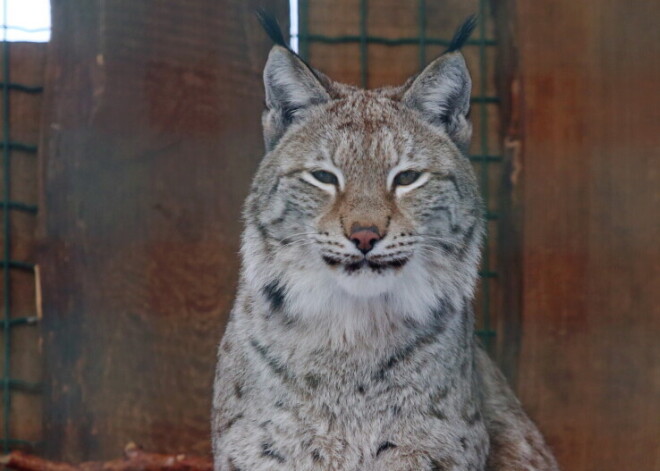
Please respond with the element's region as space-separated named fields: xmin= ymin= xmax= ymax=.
xmin=242 ymin=41 xmax=483 ymax=326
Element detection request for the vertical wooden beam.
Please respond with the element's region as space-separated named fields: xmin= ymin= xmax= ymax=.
xmin=38 ymin=0 xmax=287 ymax=461
xmin=509 ymin=0 xmax=660 ymax=469
xmin=492 ymin=0 xmax=523 ymax=387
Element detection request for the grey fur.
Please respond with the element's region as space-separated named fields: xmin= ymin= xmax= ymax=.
xmin=212 ymin=24 xmax=559 ymax=471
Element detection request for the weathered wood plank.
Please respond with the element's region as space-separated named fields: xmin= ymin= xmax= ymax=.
xmin=38 ymin=0 xmax=287 ymax=461
xmin=511 ymin=0 xmax=660 ymax=469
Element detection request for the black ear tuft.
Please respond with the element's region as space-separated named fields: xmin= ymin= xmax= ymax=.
xmin=256 ymin=9 xmax=289 ymax=49
xmin=447 ymin=15 xmax=477 ymax=53
xmin=256 ymin=9 xmax=322 ymax=81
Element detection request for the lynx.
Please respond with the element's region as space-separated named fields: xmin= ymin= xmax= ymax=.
xmin=212 ymin=13 xmax=559 ymax=471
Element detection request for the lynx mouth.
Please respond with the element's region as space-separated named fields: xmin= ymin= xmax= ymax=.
xmin=322 ymin=256 xmax=409 ymax=274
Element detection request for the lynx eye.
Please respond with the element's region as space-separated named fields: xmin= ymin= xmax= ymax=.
xmin=393 ymin=170 xmax=422 ymax=187
xmin=311 ymin=170 xmax=339 ymax=186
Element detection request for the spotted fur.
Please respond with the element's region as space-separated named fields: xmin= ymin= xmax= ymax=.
xmin=212 ymin=13 xmax=559 ymax=471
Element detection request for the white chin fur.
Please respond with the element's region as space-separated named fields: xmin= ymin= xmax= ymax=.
xmin=332 ymin=268 xmax=401 ymax=298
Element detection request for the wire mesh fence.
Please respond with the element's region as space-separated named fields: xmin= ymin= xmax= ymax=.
xmin=1 ymin=16 xmax=43 ymax=452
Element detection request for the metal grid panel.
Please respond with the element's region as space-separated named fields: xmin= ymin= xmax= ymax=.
xmin=1 ymin=9 xmax=43 ymax=452
xmin=296 ymin=0 xmax=499 ymax=343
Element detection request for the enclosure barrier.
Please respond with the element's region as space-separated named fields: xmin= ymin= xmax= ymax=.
xmin=1 ymin=18 xmax=44 ymax=452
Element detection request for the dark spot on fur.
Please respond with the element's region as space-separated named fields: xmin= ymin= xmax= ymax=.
xmin=233 ymin=382 xmax=243 ymax=398
xmin=345 ymin=260 xmax=365 ymax=273
xmin=445 ymin=174 xmax=463 ymax=199
xmin=304 ymin=373 xmax=320 ymax=389
xmin=322 ymin=255 xmax=341 ymax=266
xmin=300 ymin=438 xmax=313 ymax=449
xmin=459 ymin=436 xmax=468 ymax=450
xmin=311 ymin=449 xmax=323 ymax=463
xmin=431 ymin=406 xmax=448 ymax=421
xmin=344 ymin=257 xmax=410 ymax=274
xmin=438 ymin=241 xmax=455 ymax=254
xmin=282 ymin=106 xmax=302 ymax=124
xmin=430 ymin=298 xmax=453 ymax=327
xmin=357 ymin=384 xmax=366 ymax=395
xmin=227 ymin=457 xmax=241 ymax=471
xmin=375 ymin=352 xmax=403 ymax=381
xmin=432 ymin=385 xmax=450 ymax=401
xmin=263 ymin=280 xmax=286 ymax=312
xmin=457 ymin=220 xmax=479 ymax=259
xmin=461 ymin=357 xmax=470 ymax=377
xmin=376 ymin=441 xmax=397 ymax=457
xmin=403 ymin=316 xmax=422 ymax=330
xmin=261 ymin=442 xmax=286 ymax=463
xmin=428 ymin=204 xmax=449 ymax=213
xmin=429 ymin=456 xmax=454 ymax=471
xmin=390 ymin=405 xmax=401 ymax=416
xmin=219 ymin=413 xmax=243 ymax=434
xmin=255 ymin=221 xmax=271 ymax=246
xmin=367 ymin=258 xmax=409 ymax=270
xmin=267 ymin=178 xmax=280 ymax=197
xmin=429 ymin=462 xmax=444 ymax=471
xmin=249 ymin=338 xmax=292 ymax=382
xmin=374 ymin=319 xmax=447 ymax=381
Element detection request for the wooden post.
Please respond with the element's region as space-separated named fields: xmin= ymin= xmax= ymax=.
xmin=37 ymin=0 xmax=287 ymax=461
xmin=498 ymin=0 xmax=660 ymax=469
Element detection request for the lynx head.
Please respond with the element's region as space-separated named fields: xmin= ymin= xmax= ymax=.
xmin=242 ymin=13 xmax=483 ymax=329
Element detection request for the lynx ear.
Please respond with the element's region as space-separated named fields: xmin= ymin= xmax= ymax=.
xmin=262 ymin=46 xmax=330 ymax=149
xmin=257 ymin=10 xmax=330 ymax=150
xmin=403 ymin=52 xmax=472 ymax=151
xmin=402 ymin=16 xmax=476 ymax=151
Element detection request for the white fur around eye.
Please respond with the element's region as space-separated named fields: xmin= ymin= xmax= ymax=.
xmin=301 ymin=172 xmax=335 ymax=194
xmin=387 ymin=163 xmax=430 ymax=196
xmin=395 ymin=172 xmax=430 ymax=196
xmin=301 ymin=165 xmax=345 ymax=194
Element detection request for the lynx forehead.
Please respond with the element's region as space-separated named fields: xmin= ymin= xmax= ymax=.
xmin=212 ymin=12 xmax=559 ymax=471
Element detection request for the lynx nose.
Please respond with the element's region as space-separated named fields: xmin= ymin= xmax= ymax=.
xmin=349 ymin=224 xmax=382 ymax=254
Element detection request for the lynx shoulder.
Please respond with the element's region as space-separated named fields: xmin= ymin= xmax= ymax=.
xmin=211 ymin=12 xmax=559 ymax=471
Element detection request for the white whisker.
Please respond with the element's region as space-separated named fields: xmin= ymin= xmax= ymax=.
xmin=280 ymin=240 xmax=318 ymax=250
xmin=417 ymin=245 xmax=449 ymax=259
xmin=283 ymin=230 xmax=319 ymax=240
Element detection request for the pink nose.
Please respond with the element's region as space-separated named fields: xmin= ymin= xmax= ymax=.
xmin=349 ymin=225 xmax=382 ymax=254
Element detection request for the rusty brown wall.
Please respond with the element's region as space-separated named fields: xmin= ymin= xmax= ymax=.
xmin=497 ymin=0 xmax=660 ymax=470
xmin=38 ymin=0 xmax=286 ymax=461
xmin=35 ymin=0 xmax=660 ymax=467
